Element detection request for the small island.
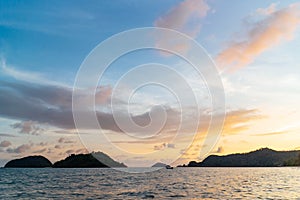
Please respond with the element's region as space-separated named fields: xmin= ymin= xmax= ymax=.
xmin=53 ymin=152 xmax=126 ymax=168
xmin=151 ymin=162 xmax=167 ymax=167
xmin=4 ymin=155 xmax=52 ymax=168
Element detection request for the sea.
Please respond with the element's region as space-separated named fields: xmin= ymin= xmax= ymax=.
xmin=0 ymin=167 xmax=299 ymax=199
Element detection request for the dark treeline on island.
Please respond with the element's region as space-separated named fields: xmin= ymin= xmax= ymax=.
xmin=4 ymin=148 xmax=300 ymax=168
xmin=182 ymin=148 xmax=300 ymax=167
xmin=4 ymin=156 xmax=52 ymax=168
xmin=53 ymin=152 xmax=126 ymax=168
xmin=4 ymin=152 xmax=126 ymax=168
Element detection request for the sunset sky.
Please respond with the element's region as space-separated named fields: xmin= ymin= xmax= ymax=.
xmin=0 ymin=0 xmax=300 ymax=167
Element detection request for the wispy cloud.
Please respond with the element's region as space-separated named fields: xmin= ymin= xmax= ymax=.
xmin=252 ymin=130 xmax=287 ymax=136
xmin=222 ymin=109 xmax=263 ymax=135
xmin=11 ymin=121 xmax=44 ymax=135
xmin=154 ymin=143 xmax=175 ymax=151
xmin=6 ymin=144 xmax=31 ymax=154
xmin=0 ymin=6 xmax=94 ymax=36
xmin=155 ymin=0 xmax=209 ymax=37
xmin=216 ymin=3 xmax=300 ymax=70
xmin=0 ymin=140 xmax=12 ymax=147
xmin=0 ymin=133 xmax=17 ymax=137
xmin=58 ymin=137 xmax=75 ymax=144
xmin=256 ymin=3 xmax=278 ymax=16
xmin=154 ymin=0 xmax=210 ymax=54
xmin=251 ymin=123 xmax=300 ymax=136
xmin=32 ymin=148 xmax=47 ymax=154
xmin=0 ymin=58 xmax=67 ymax=86
xmin=176 ymin=109 xmax=263 ymax=163
xmin=64 ymin=148 xmax=88 ymax=155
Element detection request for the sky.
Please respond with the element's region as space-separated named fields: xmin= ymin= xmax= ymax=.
xmin=0 ymin=0 xmax=300 ymax=167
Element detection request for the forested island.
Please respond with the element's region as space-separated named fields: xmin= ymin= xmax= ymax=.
xmin=4 ymin=152 xmax=126 ymax=168
xmin=184 ymin=148 xmax=300 ymax=167
xmin=4 ymin=148 xmax=300 ymax=168
xmin=4 ymin=155 xmax=52 ymax=168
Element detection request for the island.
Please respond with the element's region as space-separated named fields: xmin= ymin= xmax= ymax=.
xmin=53 ymin=152 xmax=126 ymax=168
xmin=4 ymin=155 xmax=52 ymax=168
xmin=151 ymin=162 xmax=167 ymax=167
xmin=4 ymin=148 xmax=300 ymax=168
xmin=4 ymin=152 xmax=126 ymax=168
xmin=187 ymin=148 xmax=300 ymax=167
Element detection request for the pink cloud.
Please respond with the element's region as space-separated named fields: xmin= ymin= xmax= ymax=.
xmin=11 ymin=121 xmax=44 ymax=135
xmin=216 ymin=3 xmax=300 ymax=71
xmin=155 ymin=0 xmax=209 ymax=37
xmin=6 ymin=144 xmax=31 ymax=154
xmin=0 ymin=140 xmax=12 ymax=147
xmin=95 ymin=85 xmax=112 ymax=104
xmin=154 ymin=0 xmax=210 ymax=55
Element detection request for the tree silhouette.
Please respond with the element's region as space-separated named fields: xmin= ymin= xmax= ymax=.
xmin=296 ymin=153 xmax=300 ymax=166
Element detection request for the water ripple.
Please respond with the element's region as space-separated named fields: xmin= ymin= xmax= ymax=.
xmin=0 ymin=167 xmax=300 ymax=199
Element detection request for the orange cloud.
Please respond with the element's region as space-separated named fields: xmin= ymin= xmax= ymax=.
xmin=175 ymin=109 xmax=263 ymax=164
xmin=252 ymin=130 xmax=287 ymax=136
xmin=222 ymin=109 xmax=264 ymax=135
xmin=216 ymin=3 xmax=300 ymax=70
xmin=95 ymin=85 xmax=112 ymax=105
xmin=155 ymin=0 xmax=209 ymax=37
xmin=154 ymin=0 xmax=209 ymax=55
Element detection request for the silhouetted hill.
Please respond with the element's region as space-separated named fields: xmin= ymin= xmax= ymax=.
xmin=188 ymin=148 xmax=300 ymax=167
xmin=152 ymin=162 xmax=167 ymax=167
xmin=4 ymin=156 xmax=52 ymax=168
xmin=53 ymin=152 xmax=126 ymax=168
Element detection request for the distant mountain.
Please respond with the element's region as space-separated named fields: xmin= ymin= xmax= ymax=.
xmin=152 ymin=162 xmax=167 ymax=167
xmin=4 ymin=156 xmax=52 ymax=168
xmin=53 ymin=152 xmax=127 ymax=168
xmin=188 ymin=148 xmax=300 ymax=167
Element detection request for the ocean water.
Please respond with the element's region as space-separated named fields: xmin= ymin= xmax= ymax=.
xmin=0 ymin=167 xmax=299 ymax=199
